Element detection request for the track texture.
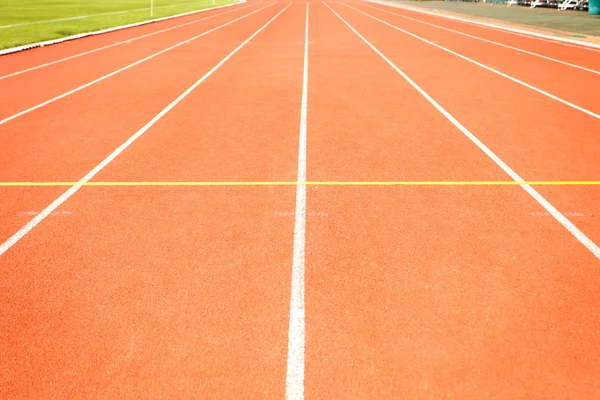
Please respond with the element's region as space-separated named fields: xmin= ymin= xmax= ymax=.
xmin=1 ymin=0 xmax=599 ymax=398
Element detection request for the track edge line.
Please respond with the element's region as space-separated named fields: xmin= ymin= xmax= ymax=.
xmin=363 ymin=0 xmax=600 ymax=50
xmin=0 ymin=0 xmax=246 ymax=57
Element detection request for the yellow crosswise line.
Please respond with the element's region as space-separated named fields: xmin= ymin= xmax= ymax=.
xmin=313 ymin=181 xmax=600 ymax=186
xmin=1 ymin=181 xmax=600 ymax=187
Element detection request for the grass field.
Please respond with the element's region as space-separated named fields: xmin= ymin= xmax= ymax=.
xmin=0 ymin=0 xmax=237 ymax=50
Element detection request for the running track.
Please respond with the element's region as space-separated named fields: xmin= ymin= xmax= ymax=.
xmin=1 ymin=0 xmax=600 ymax=398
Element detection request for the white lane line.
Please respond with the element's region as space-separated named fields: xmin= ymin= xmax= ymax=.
xmin=0 ymin=4 xmax=250 ymax=81
xmin=325 ymin=3 xmax=600 ymax=260
xmin=0 ymin=1 xmax=246 ymax=57
xmin=285 ymin=3 xmax=308 ymax=400
xmin=0 ymin=3 xmax=273 ymax=127
xmin=365 ymin=0 xmax=600 ymax=51
xmin=0 ymin=3 xmax=291 ymax=257
xmin=0 ymin=1 xmax=214 ymax=29
xmin=362 ymin=3 xmax=600 ymax=76
xmin=344 ymin=4 xmax=600 ymax=121
xmin=476 ymin=23 xmax=600 ymax=54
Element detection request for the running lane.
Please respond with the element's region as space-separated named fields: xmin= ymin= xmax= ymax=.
xmin=364 ymin=0 xmax=600 ymax=72
xmin=1 ymin=2 xmax=304 ymax=397
xmin=0 ymin=4 xmax=284 ymax=244
xmin=304 ymin=2 xmax=600 ymax=398
xmin=0 ymin=2 xmax=248 ymax=77
xmin=332 ymin=2 xmax=600 ymax=244
xmin=350 ymin=2 xmax=600 ymax=115
xmin=0 ymin=3 xmax=268 ymax=120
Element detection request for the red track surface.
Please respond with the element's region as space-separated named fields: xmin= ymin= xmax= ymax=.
xmin=1 ymin=0 xmax=600 ymax=398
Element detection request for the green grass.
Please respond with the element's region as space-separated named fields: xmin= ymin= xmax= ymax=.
xmin=383 ymin=0 xmax=600 ymax=37
xmin=0 ymin=0 xmax=238 ymax=50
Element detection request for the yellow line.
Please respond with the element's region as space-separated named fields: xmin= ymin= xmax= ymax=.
xmin=1 ymin=181 xmax=600 ymax=187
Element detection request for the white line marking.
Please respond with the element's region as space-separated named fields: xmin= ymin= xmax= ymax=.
xmin=362 ymin=3 xmax=600 ymax=76
xmin=0 ymin=1 xmax=214 ymax=29
xmin=325 ymin=3 xmax=600 ymax=260
xmin=365 ymin=0 xmax=600 ymax=51
xmin=0 ymin=3 xmax=272 ymax=127
xmin=344 ymin=4 xmax=600 ymax=121
xmin=275 ymin=211 xmax=327 ymax=217
xmin=286 ymin=3 xmax=308 ymax=400
xmin=0 ymin=1 xmax=246 ymax=57
xmin=0 ymin=3 xmax=291 ymax=257
xmin=473 ymin=23 xmax=600 ymax=54
xmin=0 ymin=4 xmax=250 ymax=81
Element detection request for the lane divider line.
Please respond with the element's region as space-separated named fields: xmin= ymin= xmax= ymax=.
xmin=361 ymin=3 xmax=600 ymax=76
xmin=0 ymin=0 xmax=246 ymax=57
xmin=0 ymin=2 xmax=252 ymax=81
xmin=0 ymin=3 xmax=292 ymax=257
xmin=0 ymin=2 xmax=274 ymax=127
xmin=2 ymin=181 xmax=600 ymax=187
xmin=364 ymin=0 xmax=600 ymax=51
xmin=343 ymin=3 xmax=600 ymax=121
xmin=286 ymin=3 xmax=308 ymax=400
xmin=325 ymin=3 xmax=600 ymax=260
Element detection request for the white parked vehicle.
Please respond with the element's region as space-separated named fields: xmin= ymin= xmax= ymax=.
xmin=558 ymin=0 xmax=579 ymax=9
